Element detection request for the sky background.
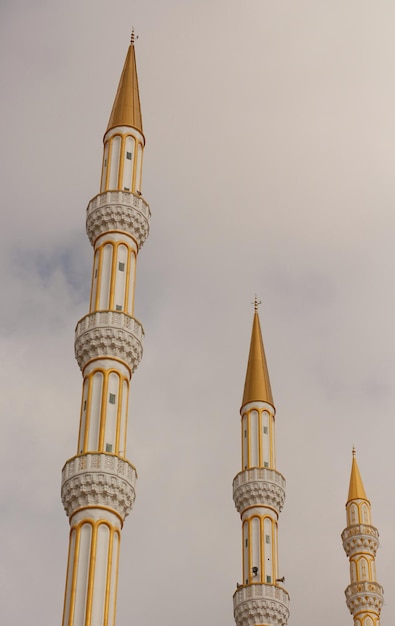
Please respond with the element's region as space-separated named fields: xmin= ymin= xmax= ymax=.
xmin=1 ymin=1 xmax=395 ymax=625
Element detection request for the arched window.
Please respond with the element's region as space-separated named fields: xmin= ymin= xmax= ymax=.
xmin=350 ymin=561 xmax=357 ymax=583
xmin=349 ymin=503 xmax=357 ymax=524
xmin=359 ymin=557 xmax=368 ymax=581
xmin=361 ymin=503 xmax=369 ymax=524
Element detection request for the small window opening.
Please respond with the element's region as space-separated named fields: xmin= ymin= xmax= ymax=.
xmin=115 ymin=304 xmax=122 ymax=311
xmin=83 ymin=400 xmax=87 ymax=410
xmin=244 ymin=430 xmax=247 ymax=438
xmin=118 ymin=262 xmax=125 ymax=271
xmin=245 ymin=538 xmax=248 ymax=547
xmin=263 ymin=426 xmax=268 ymax=434
xmin=264 ymin=461 xmax=269 ymax=468
xmin=109 ymin=393 xmax=116 ymax=404
xmin=94 ymin=269 xmax=98 ymax=278
xmin=124 ymin=186 xmax=130 ymax=191
xmin=126 ymin=151 xmax=132 ymax=160
xmin=106 ymin=443 xmax=113 ymax=452
xmin=266 ymin=575 xmax=272 ymax=583
xmin=265 ymin=535 xmax=270 ymax=544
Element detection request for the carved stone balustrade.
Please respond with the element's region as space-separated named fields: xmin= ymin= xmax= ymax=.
xmin=74 ymin=310 xmax=144 ymax=372
xmin=61 ymin=453 xmax=137 ymax=520
xmin=87 ymin=191 xmax=151 ymax=248
xmin=233 ymin=467 xmax=286 ymax=514
xmin=342 ymin=524 xmax=379 ymax=558
xmin=234 ymin=583 xmax=290 ymax=626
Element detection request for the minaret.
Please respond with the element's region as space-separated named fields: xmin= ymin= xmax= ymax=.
xmin=233 ymin=302 xmax=290 ymax=626
xmin=61 ymin=34 xmax=150 ymax=626
xmin=341 ymin=450 xmax=384 ymax=626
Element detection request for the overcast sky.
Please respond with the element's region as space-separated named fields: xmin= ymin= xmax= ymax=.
xmin=1 ymin=1 xmax=395 ymax=625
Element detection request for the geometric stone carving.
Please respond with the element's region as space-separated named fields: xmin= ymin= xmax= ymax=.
xmin=234 ymin=583 xmax=290 ymax=626
xmin=341 ymin=524 xmax=379 ymax=558
xmin=86 ymin=191 xmax=151 ymax=249
xmin=61 ymin=453 xmax=137 ymax=521
xmin=74 ymin=310 xmax=144 ymax=372
xmin=345 ymin=581 xmax=384 ymax=617
xmin=233 ymin=468 xmax=286 ymax=514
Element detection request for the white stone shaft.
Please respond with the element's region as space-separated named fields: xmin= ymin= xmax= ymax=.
xmin=233 ymin=399 xmax=289 ymax=626
xmin=342 ymin=496 xmax=383 ymax=626
xmin=62 ymin=108 xmax=149 ymax=626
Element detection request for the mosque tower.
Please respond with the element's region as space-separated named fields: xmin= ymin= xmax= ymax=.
xmin=60 ymin=34 xmax=150 ymax=626
xmin=341 ymin=450 xmax=384 ymax=626
xmin=233 ymin=303 xmax=290 ymax=626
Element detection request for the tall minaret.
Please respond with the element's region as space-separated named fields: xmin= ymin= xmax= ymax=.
xmin=233 ymin=302 xmax=290 ymax=626
xmin=61 ymin=34 xmax=150 ymax=626
xmin=341 ymin=450 xmax=384 ymax=626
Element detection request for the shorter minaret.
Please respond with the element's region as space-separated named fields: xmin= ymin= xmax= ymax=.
xmin=341 ymin=449 xmax=384 ymax=626
xmin=233 ymin=302 xmax=289 ymax=626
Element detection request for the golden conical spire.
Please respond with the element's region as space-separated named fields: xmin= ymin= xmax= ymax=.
xmin=106 ymin=35 xmax=143 ymax=135
xmin=242 ymin=303 xmax=274 ymax=407
xmin=347 ymin=448 xmax=369 ymax=504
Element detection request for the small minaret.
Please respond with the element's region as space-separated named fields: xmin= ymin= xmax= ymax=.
xmin=233 ymin=302 xmax=290 ymax=626
xmin=61 ymin=35 xmax=150 ymax=626
xmin=342 ymin=450 xmax=384 ymax=626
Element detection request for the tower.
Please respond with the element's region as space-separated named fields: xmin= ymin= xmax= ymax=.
xmin=341 ymin=450 xmax=384 ymax=626
xmin=61 ymin=36 xmax=150 ymax=626
xmin=233 ymin=304 xmax=290 ymax=626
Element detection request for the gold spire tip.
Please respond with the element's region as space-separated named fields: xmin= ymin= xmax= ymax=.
xmin=242 ymin=302 xmax=273 ymax=406
xmin=347 ymin=450 xmax=368 ymax=503
xmin=106 ymin=34 xmax=143 ymax=134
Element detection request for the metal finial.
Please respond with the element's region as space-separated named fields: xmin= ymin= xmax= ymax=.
xmin=352 ymin=446 xmax=356 ymax=458
xmin=131 ymin=28 xmax=135 ymax=44
xmin=252 ymin=295 xmax=262 ymax=311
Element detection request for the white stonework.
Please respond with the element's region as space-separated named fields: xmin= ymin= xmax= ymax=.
xmin=86 ymin=191 xmax=150 ymax=249
xmin=341 ymin=524 xmax=379 ymax=558
xmin=74 ymin=310 xmax=144 ymax=372
xmin=61 ymin=453 xmax=137 ymax=520
xmin=345 ymin=581 xmax=384 ymax=616
xmin=234 ymin=584 xmax=290 ymax=626
xmin=233 ymin=468 xmax=286 ymax=514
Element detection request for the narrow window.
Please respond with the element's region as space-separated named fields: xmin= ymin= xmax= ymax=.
xmin=126 ymin=151 xmax=132 ymax=160
xmin=109 ymin=393 xmax=116 ymax=404
xmin=265 ymin=535 xmax=270 ymax=544
xmin=115 ymin=304 xmax=122 ymax=311
xmin=104 ymin=159 xmax=107 ymax=166
xmin=124 ymin=186 xmax=130 ymax=191
xmin=266 ymin=575 xmax=272 ymax=583
xmin=245 ymin=538 xmax=248 ymax=547
xmin=263 ymin=426 xmax=268 ymax=434
xmin=244 ymin=430 xmax=247 ymax=438
xmin=118 ymin=262 xmax=125 ymax=271
xmin=264 ymin=461 xmax=269 ymax=468
xmin=83 ymin=400 xmax=87 ymax=410
xmin=106 ymin=443 xmax=113 ymax=452
xmin=94 ymin=269 xmax=98 ymax=278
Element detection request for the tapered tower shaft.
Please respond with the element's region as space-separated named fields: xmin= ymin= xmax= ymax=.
xmin=61 ymin=40 xmax=150 ymax=626
xmin=341 ymin=450 xmax=384 ymax=626
xmin=233 ymin=308 xmax=289 ymax=626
